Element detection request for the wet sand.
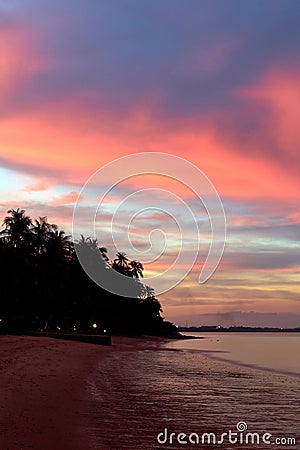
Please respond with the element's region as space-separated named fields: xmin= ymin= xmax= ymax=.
xmin=0 ymin=335 xmax=112 ymax=450
xmin=85 ymin=337 xmax=300 ymax=449
xmin=0 ymin=335 xmax=299 ymax=450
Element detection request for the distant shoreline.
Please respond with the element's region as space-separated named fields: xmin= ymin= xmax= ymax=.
xmin=178 ymin=326 xmax=300 ymax=332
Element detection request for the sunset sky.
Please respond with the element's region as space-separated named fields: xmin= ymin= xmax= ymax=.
xmin=1 ymin=0 xmax=300 ymax=327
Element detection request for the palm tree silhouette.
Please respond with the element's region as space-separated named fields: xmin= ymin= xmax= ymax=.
xmin=77 ymin=236 xmax=109 ymax=263
xmin=0 ymin=207 xmax=178 ymax=336
xmin=130 ymin=260 xmax=144 ymax=278
xmin=46 ymin=230 xmax=71 ymax=258
xmin=31 ymin=216 xmax=58 ymax=255
xmin=1 ymin=208 xmax=32 ymax=249
xmin=114 ymin=252 xmax=129 ymax=267
xmin=113 ymin=252 xmax=132 ymax=276
xmin=99 ymin=246 xmax=109 ymax=262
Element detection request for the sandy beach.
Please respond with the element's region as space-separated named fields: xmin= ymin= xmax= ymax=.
xmin=0 ymin=335 xmax=110 ymax=450
xmin=0 ymin=335 xmax=299 ymax=450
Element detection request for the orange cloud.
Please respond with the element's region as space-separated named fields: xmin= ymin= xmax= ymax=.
xmin=1 ymin=66 xmax=300 ymax=209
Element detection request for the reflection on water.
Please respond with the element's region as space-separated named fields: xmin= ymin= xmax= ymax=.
xmin=166 ymin=332 xmax=300 ymax=376
xmin=85 ymin=340 xmax=300 ymax=449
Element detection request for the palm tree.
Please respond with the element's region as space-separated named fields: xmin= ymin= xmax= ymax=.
xmin=113 ymin=252 xmax=130 ymax=275
xmin=46 ymin=229 xmax=72 ymax=258
xmin=99 ymin=246 xmax=109 ymax=262
xmin=1 ymin=208 xmax=32 ymax=249
xmin=114 ymin=252 xmax=129 ymax=267
xmin=75 ymin=235 xmax=108 ymax=287
xmin=77 ymin=236 xmax=109 ymax=263
xmin=130 ymin=260 xmax=144 ymax=278
xmin=39 ymin=229 xmax=72 ymax=330
xmin=31 ymin=216 xmax=57 ymax=255
xmin=77 ymin=234 xmax=91 ymax=247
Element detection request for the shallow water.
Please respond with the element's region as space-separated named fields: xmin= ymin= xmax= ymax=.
xmin=166 ymin=332 xmax=300 ymax=377
xmin=85 ymin=341 xmax=300 ymax=449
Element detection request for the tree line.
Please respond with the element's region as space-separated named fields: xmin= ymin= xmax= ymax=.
xmin=0 ymin=208 xmax=177 ymax=336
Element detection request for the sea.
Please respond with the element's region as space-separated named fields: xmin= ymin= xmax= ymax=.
xmin=86 ymin=333 xmax=300 ymax=449
xmin=165 ymin=332 xmax=300 ymax=377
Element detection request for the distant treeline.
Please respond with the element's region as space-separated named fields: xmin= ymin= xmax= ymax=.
xmin=179 ymin=326 xmax=300 ymax=332
xmin=0 ymin=208 xmax=177 ymax=337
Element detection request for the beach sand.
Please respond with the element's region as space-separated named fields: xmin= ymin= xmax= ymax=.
xmin=0 ymin=335 xmax=112 ymax=450
xmin=0 ymin=335 xmax=299 ymax=450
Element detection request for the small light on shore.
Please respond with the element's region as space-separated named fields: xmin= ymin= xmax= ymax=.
xmin=57 ymin=326 xmax=61 ymax=331
xmin=73 ymin=325 xmax=76 ymax=331
xmin=0 ymin=318 xmax=2 ymax=322
xmin=103 ymin=329 xmax=107 ymax=333
xmin=92 ymin=323 xmax=97 ymax=329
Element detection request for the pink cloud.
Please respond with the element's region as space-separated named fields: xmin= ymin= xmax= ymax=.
xmin=23 ymin=179 xmax=54 ymax=192
xmin=242 ymin=68 xmax=300 ymax=151
xmin=0 ymin=23 xmax=48 ymax=95
xmin=49 ymin=191 xmax=79 ymax=206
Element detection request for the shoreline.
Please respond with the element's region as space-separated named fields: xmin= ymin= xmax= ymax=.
xmin=164 ymin=333 xmax=300 ymax=380
xmin=1 ymin=334 xmax=299 ymax=449
xmin=193 ymin=348 xmax=300 ymax=379
xmin=87 ymin=335 xmax=300 ymax=449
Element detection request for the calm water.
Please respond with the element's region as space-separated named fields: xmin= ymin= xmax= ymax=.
xmin=166 ymin=332 xmax=300 ymax=377
xmin=86 ymin=337 xmax=300 ymax=449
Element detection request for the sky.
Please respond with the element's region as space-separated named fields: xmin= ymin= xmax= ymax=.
xmin=1 ymin=0 xmax=300 ymax=327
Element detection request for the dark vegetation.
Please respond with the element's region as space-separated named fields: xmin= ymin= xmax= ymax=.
xmin=0 ymin=208 xmax=178 ymax=337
